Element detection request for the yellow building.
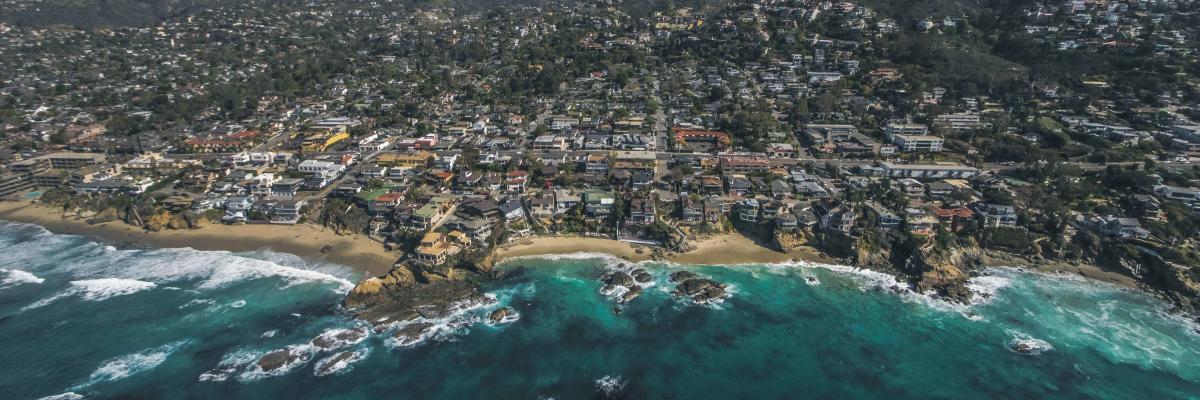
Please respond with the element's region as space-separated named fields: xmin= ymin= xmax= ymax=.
xmin=301 ymin=130 xmax=350 ymax=152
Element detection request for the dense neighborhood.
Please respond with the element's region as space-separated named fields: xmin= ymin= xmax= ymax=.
xmin=2 ymin=0 xmax=1200 ymax=308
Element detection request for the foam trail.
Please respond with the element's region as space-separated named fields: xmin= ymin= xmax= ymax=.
xmin=0 ymin=268 xmax=44 ymax=287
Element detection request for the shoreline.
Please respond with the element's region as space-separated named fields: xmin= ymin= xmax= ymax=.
xmin=0 ymin=201 xmax=401 ymax=277
xmin=0 ymin=200 xmax=1140 ymax=291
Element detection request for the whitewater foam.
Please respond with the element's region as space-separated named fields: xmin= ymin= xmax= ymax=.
xmin=594 ymin=375 xmax=627 ymax=397
xmin=238 ymin=344 xmax=318 ymax=381
xmin=23 ymin=278 xmax=157 ymax=310
xmin=76 ymin=341 xmax=188 ymax=388
xmin=0 ymin=268 xmax=44 ymax=287
xmin=313 ymin=349 xmax=370 ymax=377
xmin=198 ymin=349 xmax=259 ymax=382
xmin=36 ymin=393 xmax=84 ymax=400
xmin=0 ymin=224 xmax=355 ymax=294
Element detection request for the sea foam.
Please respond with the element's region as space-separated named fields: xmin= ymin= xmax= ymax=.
xmin=0 ymin=268 xmax=44 ymax=287
xmin=23 ymin=278 xmax=157 ymax=310
xmin=77 ymin=341 xmax=188 ymax=388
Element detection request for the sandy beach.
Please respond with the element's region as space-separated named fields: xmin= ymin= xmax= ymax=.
xmin=0 ymin=201 xmax=401 ymax=276
xmin=495 ymin=232 xmax=837 ymax=266
xmin=0 ymin=200 xmax=1141 ymax=289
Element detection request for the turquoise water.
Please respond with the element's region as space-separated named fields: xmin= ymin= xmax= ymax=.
xmin=0 ymin=222 xmax=1198 ymax=399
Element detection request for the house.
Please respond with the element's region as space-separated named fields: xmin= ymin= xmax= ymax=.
xmin=271 ymin=199 xmax=307 ymax=224
xmin=737 ymin=198 xmax=760 ymax=222
xmin=408 ymin=195 xmax=456 ymax=230
xmin=1096 ymin=216 xmax=1151 ymax=239
xmin=866 ymin=202 xmax=902 ymax=230
xmin=905 ymin=208 xmax=938 ymax=235
xmin=795 ymin=181 xmax=829 ymax=198
xmin=583 ymin=190 xmax=616 ymax=218
xmin=628 ymin=198 xmax=656 ymax=224
xmin=459 ymin=198 xmax=501 ymax=221
xmin=555 ymin=190 xmax=581 ymax=215
xmin=524 ymin=193 xmax=553 ymax=217
xmin=367 ymin=192 xmax=404 ymax=215
xmin=925 ymin=181 xmax=957 ymax=199
xmin=499 ymin=201 xmax=525 ymax=222
xmin=1154 ymin=185 xmax=1200 ymax=204
xmin=703 ymin=197 xmax=725 ymax=223
xmin=415 ymin=232 xmax=463 ymax=265
xmin=803 ymin=124 xmax=857 ymax=145
xmin=272 ymin=178 xmax=304 ymax=198
xmin=816 ymin=203 xmax=857 ymax=234
xmin=895 ymin=178 xmax=926 ymax=198
xmin=681 ymin=196 xmax=704 ymax=223
xmin=930 ymin=205 xmax=975 ymax=232
xmin=505 ymin=171 xmax=528 ymax=192
xmin=445 ymin=216 xmax=494 ymax=243
xmin=974 ymin=203 xmax=1018 ymax=227
xmin=223 ymin=196 xmax=255 ymax=222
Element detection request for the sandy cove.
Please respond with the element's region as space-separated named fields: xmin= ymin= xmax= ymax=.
xmin=0 ymin=200 xmax=1138 ymax=289
xmin=0 ymin=201 xmax=401 ymax=276
xmin=495 ymin=234 xmax=840 ymax=266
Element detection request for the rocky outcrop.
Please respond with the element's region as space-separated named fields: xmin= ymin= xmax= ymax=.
xmin=669 ymin=270 xmax=698 ymax=283
xmin=311 ymin=328 xmax=366 ymax=351
xmin=257 ymin=349 xmax=306 ymax=373
xmin=673 ymin=276 xmax=728 ymax=303
xmin=773 ymin=230 xmax=807 ymax=252
xmin=344 ymin=263 xmax=483 ymax=324
xmin=392 ymin=322 xmax=434 ymax=345
xmin=912 ymin=247 xmax=980 ymax=303
xmin=631 ymin=268 xmax=652 ymax=283
xmin=490 ymin=307 xmax=515 ymax=323
xmin=1103 ymin=244 xmax=1200 ymax=316
xmin=603 ymin=271 xmax=634 ymax=288
xmin=143 ymin=210 xmax=173 ymax=231
xmin=619 ymin=286 xmax=642 ymax=303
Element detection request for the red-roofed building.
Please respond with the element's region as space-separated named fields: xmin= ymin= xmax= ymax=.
xmin=930 ymin=205 xmax=975 ymax=232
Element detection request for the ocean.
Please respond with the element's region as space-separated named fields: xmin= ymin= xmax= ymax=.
xmin=0 ymin=221 xmax=1198 ymax=399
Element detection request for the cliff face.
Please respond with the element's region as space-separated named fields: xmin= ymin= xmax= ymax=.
xmin=913 ymin=247 xmax=977 ymax=303
xmin=1103 ymin=245 xmax=1200 ymax=315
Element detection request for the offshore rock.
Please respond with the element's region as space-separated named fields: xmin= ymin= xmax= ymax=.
xmin=392 ymin=322 xmax=434 ymax=345
xmin=603 ymin=271 xmax=634 ymax=288
xmin=669 ymin=270 xmax=698 ymax=283
xmin=257 ymin=349 xmax=303 ymax=373
xmin=490 ymin=307 xmax=514 ymax=323
xmin=632 ymin=268 xmax=653 ymax=283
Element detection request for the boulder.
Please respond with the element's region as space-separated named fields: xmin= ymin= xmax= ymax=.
xmin=694 ymin=285 xmax=727 ymax=302
xmin=144 ymin=211 xmax=173 ymax=231
xmin=489 ymin=307 xmax=515 ymax=323
xmin=669 ymin=270 xmax=698 ymax=283
xmin=619 ymin=286 xmax=643 ymax=303
xmin=257 ymin=349 xmax=301 ymax=373
xmin=392 ymin=322 xmax=434 ymax=345
xmin=311 ymin=328 xmax=366 ymax=350
xmin=675 ymin=278 xmax=718 ymax=295
xmin=316 ymin=351 xmax=356 ymax=375
xmin=603 ymin=271 xmax=634 ymax=288
xmin=632 ymin=268 xmax=652 ymax=283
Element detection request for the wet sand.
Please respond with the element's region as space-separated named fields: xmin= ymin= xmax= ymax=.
xmin=0 ymin=201 xmax=400 ymax=276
